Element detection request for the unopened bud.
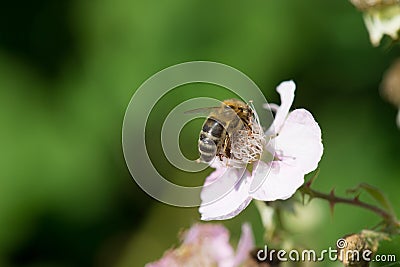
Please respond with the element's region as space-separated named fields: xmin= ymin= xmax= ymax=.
xmin=337 ymin=234 xmax=370 ymax=267
xmin=337 ymin=230 xmax=387 ymax=267
xmin=381 ymin=58 xmax=400 ymax=107
xmin=381 ymin=58 xmax=400 ymax=128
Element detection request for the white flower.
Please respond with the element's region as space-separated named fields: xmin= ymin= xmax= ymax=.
xmin=199 ymin=81 xmax=323 ymax=221
xmin=362 ymin=4 xmax=400 ymax=46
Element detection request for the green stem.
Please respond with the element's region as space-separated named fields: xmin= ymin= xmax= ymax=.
xmin=299 ymin=185 xmax=399 ymax=227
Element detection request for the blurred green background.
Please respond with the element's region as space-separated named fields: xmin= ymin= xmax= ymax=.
xmin=1 ymin=0 xmax=399 ymax=266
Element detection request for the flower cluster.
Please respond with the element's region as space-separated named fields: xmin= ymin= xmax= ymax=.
xmin=146 ymin=223 xmax=254 ymax=267
xmin=351 ymin=0 xmax=400 ymax=46
xmin=199 ymin=81 xmax=323 ymax=221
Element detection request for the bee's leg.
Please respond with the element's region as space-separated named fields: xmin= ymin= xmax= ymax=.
xmin=239 ymin=117 xmax=252 ymax=131
xmin=224 ymin=136 xmax=231 ymax=159
xmin=223 ymin=136 xmax=233 ymax=167
xmin=215 ymin=142 xmax=223 ymax=161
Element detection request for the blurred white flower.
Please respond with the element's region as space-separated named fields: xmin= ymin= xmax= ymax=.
xmin=364 ymin=5 xmax=400 ymax=46
xmin=350 ymin=1 xmax=400 ymax=46
xmin=200 ymin=81 xmax=323 ymax=221
xmin=145 ymin=223 xmax=254 ymax=267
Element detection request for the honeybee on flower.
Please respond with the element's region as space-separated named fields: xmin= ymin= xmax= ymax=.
xmin=199 ymin=80 xmax=324 ymax=221
xmin=195 ymin=98 xmax=266 ymax=167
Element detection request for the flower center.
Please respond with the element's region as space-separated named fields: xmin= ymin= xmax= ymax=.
xmin=230 ymin=122 xmax=265 ymax=164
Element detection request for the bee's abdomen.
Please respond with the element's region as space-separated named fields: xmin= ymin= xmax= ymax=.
xmin=198 ymin=138 xmax=217 ymax=162
xmin=198 ymin=118 xmax=224 ymax=162
xmin=202 ymin=118 xmax=224 ymax=138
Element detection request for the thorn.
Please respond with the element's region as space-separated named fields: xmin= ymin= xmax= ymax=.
xmin=330 ymin=188 xmax=335 ymax=198
xmin=354 ymin=194 xmax=361 ymax=202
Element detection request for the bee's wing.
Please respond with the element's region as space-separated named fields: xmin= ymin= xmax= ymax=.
xmin=184 ymin=107 xmax=220 ymax=115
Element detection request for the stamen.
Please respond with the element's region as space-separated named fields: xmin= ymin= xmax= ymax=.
xmin=230 ymin=105 xmax=266 ymax=164
xmin=273 ymin=149 xmax=296 ymax=161
xmin=263 ymin=103 xmax=279 ymax=112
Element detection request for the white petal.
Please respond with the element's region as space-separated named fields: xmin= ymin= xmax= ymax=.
xmin=233 ymin=223 xmax=254 ymax=266
xmin=203 ymin=165 xmax=228 ymax=186
xmin=396 ymin=109 xmax=400 ymax=129
xmin=266 ymin=80 xmax=296 ymax=135
xmin=262 ymin=103 xmax=280 ymax=112
xmin=275 ymin=109 xmax=323 ymax=174
xmin=250 ymin=160 xmax=304 ymax=201
xmin=363 ymin=5 xmax=400 ymax=46
xmin=364 ymin=12 xmax=385 ymax=46
xmin=200 ymin=168 xmax=252 ymax=221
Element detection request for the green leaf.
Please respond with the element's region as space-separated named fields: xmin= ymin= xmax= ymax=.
xmin=347 ymin=183 xmax=396 ymax=216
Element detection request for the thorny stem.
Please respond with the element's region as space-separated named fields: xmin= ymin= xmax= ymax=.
xmin=299 ymin=185 xmax=400 ymax=231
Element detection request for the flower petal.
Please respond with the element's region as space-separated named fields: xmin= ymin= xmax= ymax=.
xmin=145 ymin=251 xmax=177 ymax=267
xmin=233 ymin=223 xmax=255 ymax=266
xmin=263 ymin=103 xmax=280 ymax=113
xmin=250 ymin=160 xmax=304 ymax=201
xmin=183 ymin=224 xmax=235 ymax=267
xmin=266 ymin=80 xmax=296 ymax=135
xmin=363 ymin=5 xmax=400 ymax=46
xmin=147 ymin=224 xmax=236 ymax=267
xmin=183 ymin=224 xmax=230 ymax=244
xmin=200 ymin=167 xmax=252 ymax=221
xmin=274 ymin=108 xmax=323 ymax=174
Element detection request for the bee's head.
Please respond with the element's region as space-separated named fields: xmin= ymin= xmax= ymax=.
xmin=222 ymin=98 xmax=252 ymax=120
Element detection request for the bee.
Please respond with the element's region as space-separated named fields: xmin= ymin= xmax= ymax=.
xmin=196 ymin=99 xmax=254 ymax=163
